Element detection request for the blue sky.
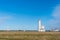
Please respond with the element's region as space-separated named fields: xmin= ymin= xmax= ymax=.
xmin=0 ymin=0 xmax=60 ymax=30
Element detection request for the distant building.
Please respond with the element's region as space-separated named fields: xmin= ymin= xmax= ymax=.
xmin=54 ymin=29 xmax=59 ymax=32
xmin=38 ymin=19 xmax=45 ymax=32
xmin=50 ymin=27 xmax=59 ymax=32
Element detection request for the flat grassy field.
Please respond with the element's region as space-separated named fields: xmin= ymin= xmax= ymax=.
xmin=0 ymin=31 xmax=60 ymax=40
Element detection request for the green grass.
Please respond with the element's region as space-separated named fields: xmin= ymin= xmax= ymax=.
xmin=0 ymin=32 xmax=60 ymax=40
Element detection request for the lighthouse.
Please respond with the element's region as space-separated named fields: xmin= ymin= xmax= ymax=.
xmin=38 ymin=19 xmax=45 ymax=32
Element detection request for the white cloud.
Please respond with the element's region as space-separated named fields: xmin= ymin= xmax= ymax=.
xmin=47 ymin=4 xmax=60 ymax=29
xmin=52 ymin=4 xmax=60 ymax=19
xmin=0 ymin=16 xmax=12 ymax=24
xmin=0 ymin=12 xmax=15 ymax=25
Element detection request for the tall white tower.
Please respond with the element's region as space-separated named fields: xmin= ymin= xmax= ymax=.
xmin=38 ymin=19 xmax=45 ymax=32
xmin=38 ymin=20 xmax=41 ymax=32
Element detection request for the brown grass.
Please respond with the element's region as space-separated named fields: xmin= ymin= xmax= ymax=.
xmin=0 ymin=32 xmax=60 ymax=40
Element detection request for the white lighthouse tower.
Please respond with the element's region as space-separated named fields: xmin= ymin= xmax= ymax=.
xmin=38 ymin=19 xmax=45 ymax=32
xmin=38 ymin=20 xmax=41 ymax=32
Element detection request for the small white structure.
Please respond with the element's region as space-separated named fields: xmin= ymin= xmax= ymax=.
xmin=38 ymin=19 xmax=45 ymax=32
xmin=54 ymin=30 xmax=59 ymax=32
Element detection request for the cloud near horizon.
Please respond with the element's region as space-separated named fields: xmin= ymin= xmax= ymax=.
xmin=0 ymin=16 xmax=12 ymax=24
xmin=47 ymin=4 xmax=60 ymax=29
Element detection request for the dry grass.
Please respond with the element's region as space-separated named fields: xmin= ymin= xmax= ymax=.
xmin=0 ymin=31 xmax=60 ymax=40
